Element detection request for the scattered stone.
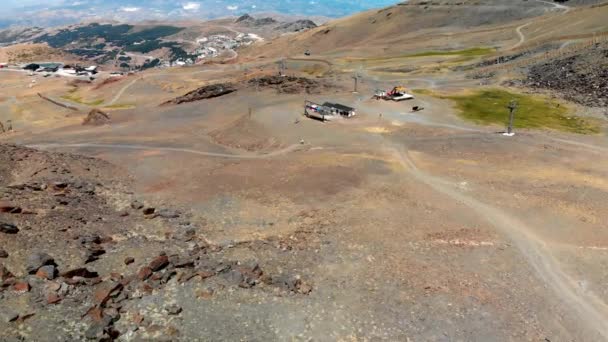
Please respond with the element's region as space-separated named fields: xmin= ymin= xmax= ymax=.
xmin=103 ymin=308 xmax=121 ymax=322
xmin=158 ymin=209 xmax=180 ymax=219
xmin=0 ymin=249 xmax=8 ymax=258
xmin=148 ymin=255 xmax=169 ymax=272
xmin=61 ymin=268 xmax=99 ymax=279
xmin=196 ymin=287 xmax=214 ymax=300
xmin=26 ymin=252 xmax=55 ymax=274
xmin=142 ymin=207 xmax=156 ymax=216
xmin=84 ymin=245 xmax=106 ymax=263
xmin=181 ymin=228 xmax=196 ymax=242
xmin=46 ymin=293 xmax=62 ymax=304
xmin=297 ymin=281 xmax=313 ymax=295
xmin=272 ymin=274 xmax=312 ymax=294
xmin=130 ymin=200 xmax=144 ymax=210
xmin=13 ymin=281 xmax=30 ymax=293
xmin=0 ymin=222 xmax=19 ymax=234
xmin=47 ymin=282 xmax=61 ymax=292
xmin=0 ymin=201 xmax=21 ymax=214
xmin=36 ymin=265 xmax=57 ymax=280
xmin=131 ymin=313 xmax=144 ymax=325
xmin=79 ymin=234 xmax=102 ymax=245
xmin=85 ymin=320 xmax=111 ymax=340
xmin=124 ymin=257 xmax=135 ymax=265
xmin=0 ymin=308 xmax=19 ymax=323
xmin=137 ymin=267 xmax=152 ymax=281
xmin=93 ymin=282 xmax=123 ymax=306
xmin=165 ymin=304 xmax=182 ymax=315
xmin=52 ymin=181 xmax=68 ymax=190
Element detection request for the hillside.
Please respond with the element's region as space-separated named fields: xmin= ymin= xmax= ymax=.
xmin=241 ymin=0 xmax=607 ymax=59
xmin=1 ymin=0 xmax=608 ymax=341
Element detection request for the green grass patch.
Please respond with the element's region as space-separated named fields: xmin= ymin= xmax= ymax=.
xmin=61 ymin=94 xmax=104 ymax=106
xmin=411 ymin=89 xmax=434 ymax=95
xmin=445 ymin=89 xmax=599 ymax=134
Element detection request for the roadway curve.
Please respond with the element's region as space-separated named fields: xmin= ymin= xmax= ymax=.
xmin=27 ymin=142 xmax=306 ymax=159
xmin=391 ymin=145 xmax=608 ymax=339
xmin=510 ymin=0 xmax=571 ymax=50
xmin=109 ymin=77 xmax=141 ymax=105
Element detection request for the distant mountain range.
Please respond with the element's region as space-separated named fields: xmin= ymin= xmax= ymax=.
xmin=0 ymin=0 xmax=400 ymax=29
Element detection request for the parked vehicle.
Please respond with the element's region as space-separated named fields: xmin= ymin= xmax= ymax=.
xmin=373 ymin=86 xmax=415 ymax=101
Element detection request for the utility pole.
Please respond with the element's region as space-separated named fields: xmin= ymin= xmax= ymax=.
xmin=248 ymin=107 xmax=252 ymax=120
xmin=506 ymin=99 xmax=518 ymax=136
xmin=352 ymin=74 xmax=360 ymax=93
xmin=278 ymin=59 xmax=286 ymax=76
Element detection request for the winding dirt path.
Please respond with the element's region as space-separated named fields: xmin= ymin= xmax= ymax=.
xmin=512 ymin=22 xmax=533 ymax=49
xmin=109 ymin=77 xmax=141 ymax=105
xmin=510 ymin=0 xmax=571 ymax=50
xmin=391 ymin=145 xmax=608 ymax=339
xmin=27 ymin=142 xmax=306 ymax=159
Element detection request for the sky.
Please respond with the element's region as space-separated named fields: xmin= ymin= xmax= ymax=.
xmin=0 ymin=0 xmax=401 ymax=28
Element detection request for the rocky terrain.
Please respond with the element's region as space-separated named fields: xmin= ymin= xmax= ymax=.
xmin=161 ymin=83 xmax=237 ymax=105
xmin=0 ymin=143 xmax=314 ymax=341
xmin=1 ymin=0 xmax=608 ymax=340
xmin=247 ymin=75 xmax=334 ymax=94
xmin=163 ymin=76 xmax=335 ymax=106
xmin=523 ymin=42 xmax=608 ymax=107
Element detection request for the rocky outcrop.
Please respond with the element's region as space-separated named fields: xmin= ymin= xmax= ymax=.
xmin=161 ymin=83 xmax=237 ymax=105
xmin=248 ymin=75 xmax=330 ymax=94
xmin=82 ymin=109 xmax=110 ymax=126
xmin=275 ymin=20 xmax=317 ymax=32
xmin=235 ymin=14 xmax=277 ymax=27
xmin=523 ymin=42 xmax=608 ymax=107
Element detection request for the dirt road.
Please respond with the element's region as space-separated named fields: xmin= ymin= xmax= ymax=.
xmin=510 ymin=0 xmax=571 ymax=49
xmin=108 ymin=77 xmax=140 ymax=105
xmin=391 ymin=144 xmax=608 ymax=339
xmin=26 ymin=142 xmax=306 ymax=159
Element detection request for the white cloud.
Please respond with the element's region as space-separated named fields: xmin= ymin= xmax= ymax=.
xmin=120 ymin=7 xmax=139 ymax=12
xmin=226 ymin=5 xmax=238 ymax=11
xmin=182 ymin=2 xmax=200 ymax=11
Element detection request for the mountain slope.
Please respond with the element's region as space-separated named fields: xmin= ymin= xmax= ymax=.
xmin=241 ymin=0 xmax=606 ymax=59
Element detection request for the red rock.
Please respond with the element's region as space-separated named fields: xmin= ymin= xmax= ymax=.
xmin=46 ymin=293 xmax=62 ymax=304
xmin=35 ymin=265 xmax=56 ymax=280
xmin=13 ymin=281 xmax=30 ymax=293
xmin=93 ymin=282 xmax=122 ymax=305
xmin=47 ymin=282 xmax=61 ymax=292
xmin=87 ymin=277 xmax=102 ymax=286
xmin=132 ymin=313 xmax=144 ymax=325
xmin=0 ymin=201 xmax=20 ymax=213
xmin=148 ymin=255 xmax=169 ymax=272
xmin=197 ymin=270 xmax=216 ymax=280
xmin=196 ymin=288 xmax=214 ymax=300
xmin=61 ymin=268 xmax=99 ymax=279
xmin=119 ymin=275 xmax=133 ymax=287
xmin=85 ymin=306 xmax=104 ymax=322
xmin=137 ymin=267 xmax=152 ymax=281
xmin=139 ymin=283 xmax=153 ymax=294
